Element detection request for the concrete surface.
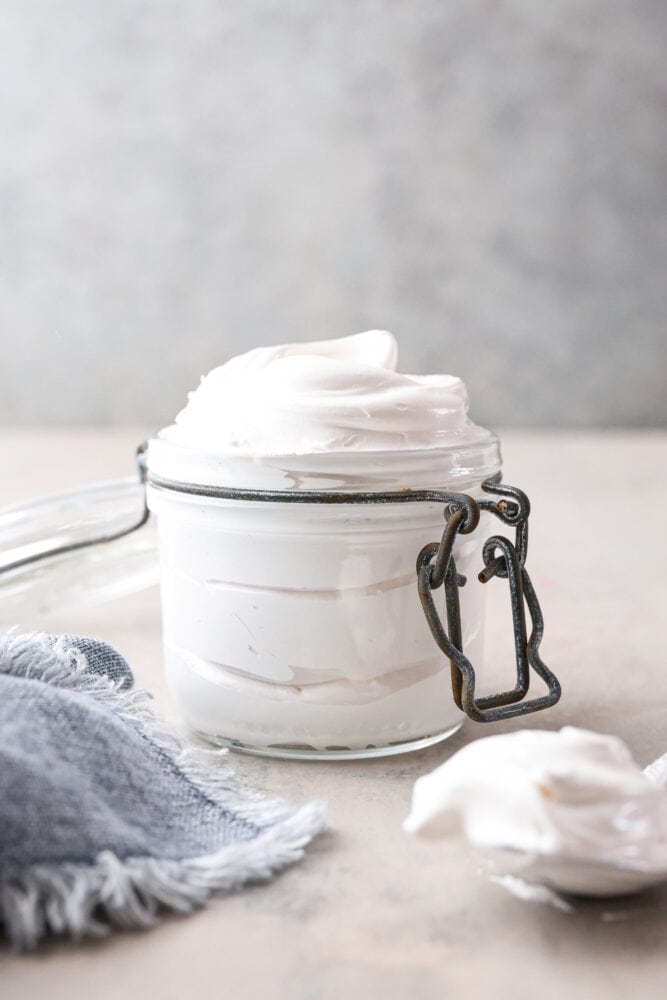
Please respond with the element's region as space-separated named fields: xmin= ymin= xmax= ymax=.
xmin=1 ymin=1 xmax=667 ymax=429
xmin=1 ymin=428 xmax=667 ymax=998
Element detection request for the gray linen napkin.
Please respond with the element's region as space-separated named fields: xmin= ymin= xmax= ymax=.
xmin=0 ymin=632 xmax=326 ymax=950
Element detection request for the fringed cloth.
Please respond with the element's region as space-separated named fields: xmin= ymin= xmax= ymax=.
xmin=0 ymin=633 xmax=325 ymax=949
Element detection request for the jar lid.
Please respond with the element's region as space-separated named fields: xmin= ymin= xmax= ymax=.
xmin=0 ymin=476 xmax=158 ymax=625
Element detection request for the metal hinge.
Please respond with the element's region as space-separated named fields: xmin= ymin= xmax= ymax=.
xmin=417 ymin=474 xmax=562 ymax=722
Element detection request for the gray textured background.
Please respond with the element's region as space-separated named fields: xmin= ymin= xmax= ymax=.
xmin=1 ymin=0 xmax=665 ymax=430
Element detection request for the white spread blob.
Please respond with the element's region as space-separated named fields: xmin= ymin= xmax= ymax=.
xmin=404 ymin=727 xmax=667 ymax=897
xmin=170 ymin=330 xmax=481 ymax=456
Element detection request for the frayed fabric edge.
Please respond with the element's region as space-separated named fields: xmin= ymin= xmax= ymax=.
xmin=0 ymin=629 xmax=183 ymax=756
xmin=0 ymin=631 xmax=328 ymax=949
xmin=1 ymin=800 xmax=327 ymax=951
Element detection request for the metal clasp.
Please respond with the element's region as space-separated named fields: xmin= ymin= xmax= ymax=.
xmin=417 ymin=474 xmax=561 ymax=722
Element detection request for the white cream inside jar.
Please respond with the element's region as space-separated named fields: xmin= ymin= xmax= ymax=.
xmin=146 ymin=332 xmax=501 ymax=757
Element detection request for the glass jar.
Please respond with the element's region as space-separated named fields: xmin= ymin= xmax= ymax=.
xmin=145 ymin=426 xmax=550 ymax=759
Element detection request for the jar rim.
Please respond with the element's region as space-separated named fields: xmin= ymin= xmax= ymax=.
xmin=146 ymin=425 xmax=502 ymax=493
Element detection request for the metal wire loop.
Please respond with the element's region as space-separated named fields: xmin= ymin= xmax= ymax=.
xmin=417 ymin=476 xmax=561 ymax=722
xmin=479 ymin=474 xmax=531 ymax=525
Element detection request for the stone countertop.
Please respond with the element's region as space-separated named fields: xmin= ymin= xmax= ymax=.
xmin=1 ymin=429 xmax=667 ymax=1000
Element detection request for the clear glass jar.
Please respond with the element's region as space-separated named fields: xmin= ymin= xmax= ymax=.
xmin=145 ymin=429 xmax=503 ymax=759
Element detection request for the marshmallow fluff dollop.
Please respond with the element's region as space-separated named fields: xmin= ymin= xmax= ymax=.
xmin=404 ymin=728 xmax=667 ymax=896
xmin=169 ymin=331 xmax=484 ymax=456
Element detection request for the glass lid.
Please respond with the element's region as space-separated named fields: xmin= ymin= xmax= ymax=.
xmin=0 ymin=474 xmax=158 ymax=626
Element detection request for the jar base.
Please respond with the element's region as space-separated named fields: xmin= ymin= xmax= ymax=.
xmin=189 ymin=721 xmax=463 ymax=761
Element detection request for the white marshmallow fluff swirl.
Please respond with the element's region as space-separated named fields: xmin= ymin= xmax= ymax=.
xmin=169 ymin=330 xmax=483 ymax=456
xmin=405 ymin=728 xmax=667 ymax=896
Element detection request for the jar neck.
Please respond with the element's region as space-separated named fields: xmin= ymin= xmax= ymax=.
xmin=146 ymin=426 xmax=502 ymax=494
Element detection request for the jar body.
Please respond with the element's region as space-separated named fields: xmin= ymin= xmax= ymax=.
xmin=147 ymin=477 xmax=495 ymax=758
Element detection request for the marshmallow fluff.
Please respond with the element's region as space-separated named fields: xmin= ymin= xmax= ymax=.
xmin=169 ymin=330 xmax=483 ymax=456
xmin=405 ymin=728 xmax=667 ymax=896
xmin=146 ymin=332 xmax=501 ymax=757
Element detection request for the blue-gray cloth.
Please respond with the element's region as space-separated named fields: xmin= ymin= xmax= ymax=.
xmin=0 ymin=632 xmax=325 ymax=950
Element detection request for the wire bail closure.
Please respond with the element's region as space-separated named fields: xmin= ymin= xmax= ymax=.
xmin=417 ymin=474 xmax=561 ymax=722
